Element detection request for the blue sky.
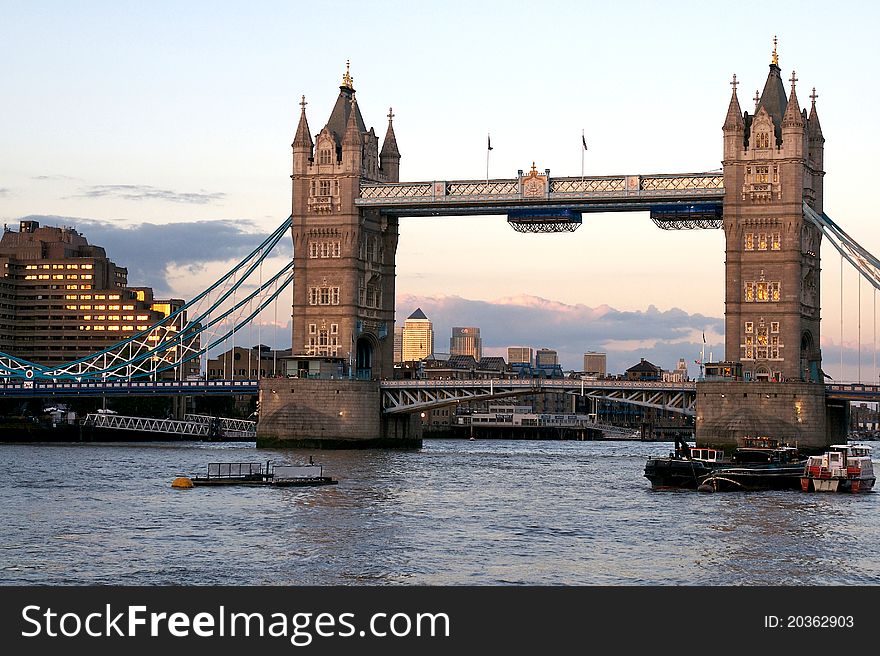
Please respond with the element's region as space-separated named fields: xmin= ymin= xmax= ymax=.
xmin=2 ymin=1 xmax=879 ymax=377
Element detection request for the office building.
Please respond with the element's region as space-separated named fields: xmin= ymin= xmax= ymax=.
xmin=507 ymin=346 xmax=533 ymax=367
xmin=583 ymin=351 xmax=607 ymax=377
xmin=535 ymin=348 xmax=558 ymax=368
xmin=393 ymin=325 xmax=404 ymax=364
xmin=0 ymin=220 xmax=197 ymax=376
xmin=450 ymin=326 xmax=481 ymax=360
xmin=401 ymin=307 xmax=433 ymax=361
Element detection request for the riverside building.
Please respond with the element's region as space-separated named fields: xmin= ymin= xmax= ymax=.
xmin=0 ymin=220 xmax=196 ymax=377
xmin=449 ymin=326 xmax=481 ymax=360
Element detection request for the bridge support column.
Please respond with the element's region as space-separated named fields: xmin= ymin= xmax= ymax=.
xmin=695 ymin=381 xmax=833 ymax=454
xmin=255 ymin=378 xmax=422 ymax=449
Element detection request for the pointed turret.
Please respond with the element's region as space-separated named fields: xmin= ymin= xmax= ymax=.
xmin=781 ymin=70 xmax=805 ymax=158
xmin=380 ymin=107 xmax=401 ymax=181
xmin=782 ymin=71 xmax=804 ymax=129
xmin=808 ymin=87 xmax=824 ymax=141
xmin=292 ymin=95 xmax=314 ymax=150
xmin=342 ymin=93 xmax=363 ymax=172
xmin=723 ymin=74 xmax=745 ymax=160
xmin=755 ymin=38 xmax=788 ymax=145
xmin=324 ymin=61 xmax=366 ymax=148
xmin=292 ymin=95 xmax=314 ymax=174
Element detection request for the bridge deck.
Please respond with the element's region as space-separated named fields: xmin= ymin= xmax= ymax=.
xmin=357 ymin=173 xmax=724 ymax=216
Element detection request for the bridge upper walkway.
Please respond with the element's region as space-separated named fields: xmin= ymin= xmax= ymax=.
xmin=356 ymin=172 xmax=724 ymax=217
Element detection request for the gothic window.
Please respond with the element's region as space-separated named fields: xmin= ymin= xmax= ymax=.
xmin=308 ymin=286 xmax=340 ymax=306
xmin=745 ymin=322 xmax=753 ymax=333
xmin=770 ymin=282 xmax=780 ymax=302
xmin=756 ymin=166 xmax=769 ymax=183
xmin=756 ymin=282 xmax=768 ymax=302
xmin=756 ymin=133 xmax=770 ymax=149
xmin=366 ymin=237 xmax=375 ymax=262
xmin=772 ymin=167 xmax=779 ymax=183
xmin=308 ymin=241 xmax=341 ymax=258
xmin=744 ymin=283 xmax=755 ymax=302
xmin=330 ymin=323 xmax=338 ymax=335
xmin=745 ymin=233 xmax=754 ymax=250
xmin=318 ymin=180 xmax=331 ymax=196
xmin=771 ymin=233 xmax=781 ymax=250
xmin=758 ymin=233 xmax=768 ymax=251
xmin=308 ymin=323 xmax=317 ymax=335
xmin=757 ymin=328 xmax=768 ymax=346
xmin=770 ymin=321 xmax=780 ymax=333
xmin=310 ymin=181 xmax=315 ymax=196
xmin=319 ymin=149 xmax=332 ymax=165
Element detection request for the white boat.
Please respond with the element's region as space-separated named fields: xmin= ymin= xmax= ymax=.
xmin=800 ymin=444 xmax=875 ymax=493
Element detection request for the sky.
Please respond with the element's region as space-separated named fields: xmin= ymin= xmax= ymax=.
xmin=2 ymin=1 xmax=880 ymax=378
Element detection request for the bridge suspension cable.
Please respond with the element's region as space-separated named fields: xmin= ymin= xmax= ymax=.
xmin=805 ymin=203 xmax=880 ymax=382
xmin=0 ymin=216 xmax=294 ymax=381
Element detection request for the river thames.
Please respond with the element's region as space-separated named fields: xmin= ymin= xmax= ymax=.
xmin=2 ymin=438 xmax=879 ymax=586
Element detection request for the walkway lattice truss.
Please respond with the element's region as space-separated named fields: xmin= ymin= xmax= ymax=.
xmin=85 ymin=413 xmax=256 ymax=439
xmin=0 ymin=217 xmax=294 ymax=381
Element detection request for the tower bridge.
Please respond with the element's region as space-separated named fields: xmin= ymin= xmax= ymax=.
xmin=2 ymin=45 xmax=879 ymax=451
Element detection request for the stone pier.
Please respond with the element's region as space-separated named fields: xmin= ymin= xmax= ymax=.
xmin=695 ymin=381 xmax=847 ymax=454
xmin=256 ymin=378 xmax=422 ymax=449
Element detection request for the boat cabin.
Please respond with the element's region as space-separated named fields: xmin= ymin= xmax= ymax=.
xmin=688 ymin=447 xmax=725 ymax=463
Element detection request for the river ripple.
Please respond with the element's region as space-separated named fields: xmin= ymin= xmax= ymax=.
xmin=1 ymin=439 xmax=878 ymax=585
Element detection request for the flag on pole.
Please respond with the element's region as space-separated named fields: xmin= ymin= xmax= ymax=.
xmin=582 ymin=133 xmax=588 ymax=150
xmin=702 ymin=332 xmax=706 ymax=344
xmin=487 ymin=134 xmax=493 ymax=151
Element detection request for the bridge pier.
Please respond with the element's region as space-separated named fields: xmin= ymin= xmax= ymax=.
xmin=256 ymin=379 xmax=422 ymax=449
xmin=694 ymin=381 xmax=842 ymax=454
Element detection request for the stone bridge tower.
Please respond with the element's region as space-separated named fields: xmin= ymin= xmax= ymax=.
xmin=721 ymin=41 xmax=825 ymax=383
xmin=290 ymin=63 xmax=400 ymax=379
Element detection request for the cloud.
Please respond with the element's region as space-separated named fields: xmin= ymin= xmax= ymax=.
xmin=71 ymin=184 xmax=225 ymax=204
xmin=32 ymin=174 xmax=78 ymax=181
xmin=17 ymin=215 xmax=269 ymax=296
xmin=0 ymin=188 xmax=9 ymax=197
xmin=397 ymin=293 xmax=724 ymax=375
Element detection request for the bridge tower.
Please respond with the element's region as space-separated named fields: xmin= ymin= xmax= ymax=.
xmin=290 ymin=63 xmax=400 ymax=379
xmin=721 ymin=40 xmax=825 ymax=383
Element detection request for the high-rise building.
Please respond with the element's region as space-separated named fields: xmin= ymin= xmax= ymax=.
xmin=450 ymin=326 xmax=481 ymax=360
xmin=507 ymin=346 xmax=533 ymax=366
xmin=401 ymin=308 xmax=433 ymax=361
xmin=582 ymin=351 xmax=607 ymax=377
xmin=0 ymin=220 xmax=196 ymax=376
xmin=535 ymin=348 xmax=558 ymax=368
xmin=393 ymin=325 xmax=404 ymax=364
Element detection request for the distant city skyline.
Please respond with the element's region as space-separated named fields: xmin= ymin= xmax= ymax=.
xmin=2 ymin=2 xmax=879 ymax=381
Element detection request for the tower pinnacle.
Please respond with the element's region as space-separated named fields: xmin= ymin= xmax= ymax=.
xmin=772 ymin=35 xmax=778 ymax=66
xmin=341 ymin=60 xmax=354 ymax=90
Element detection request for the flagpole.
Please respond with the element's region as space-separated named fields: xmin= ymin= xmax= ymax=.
xmin=486 ymin=133 xmax=490 ymax=183
xmin=581 ymin=129 xmax=585 ymax=181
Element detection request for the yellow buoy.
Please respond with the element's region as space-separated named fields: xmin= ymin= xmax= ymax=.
xmin=171 ymin=477 xmax=194 ymax=489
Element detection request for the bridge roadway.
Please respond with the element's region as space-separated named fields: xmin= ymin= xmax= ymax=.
xmin=380 ymin=379 xmax=699 ymax=416
xmin=1 ymin=378 xmax=876 ymax=413
xmin=0 ymin=379 xmax=259 ymax=397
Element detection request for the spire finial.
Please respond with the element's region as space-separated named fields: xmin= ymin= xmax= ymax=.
xmin=387 ymin=107 xmax=394 ymax=123
xmin=789 ymin=70 xmax=798 ymax=90
xmin=810 ymin=87 xmax=818 ymax=107
xmin=772 ymin=35 xmax=778 ymax=66
xmin=754 ymin=89 xmax=760 ymax=109
xmin=730 ymin=73 xmax=738 ymax=93
xmin=341 ymin=60 xmax=354 ymax=89
xmin=299 ymin=95 xmax=307 ymax=112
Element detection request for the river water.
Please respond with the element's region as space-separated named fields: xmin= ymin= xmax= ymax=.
xmin=2 ymin=438 xmax=879 ymax=586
